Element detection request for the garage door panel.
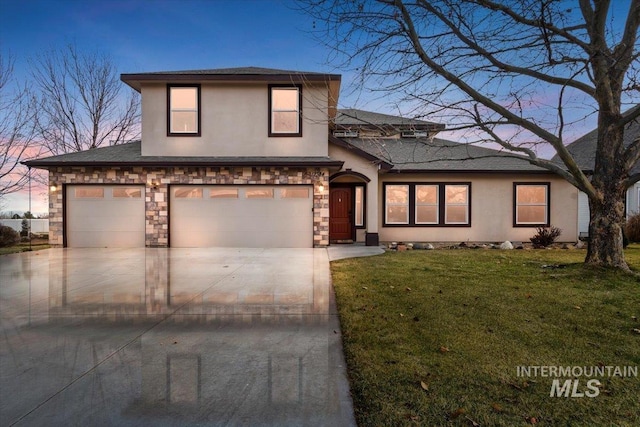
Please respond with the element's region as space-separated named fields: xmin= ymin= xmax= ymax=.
xmin=170 ymin=185 xmax=313 ymax=248
xmin=66 ymin=185 xmax=145 ymax=247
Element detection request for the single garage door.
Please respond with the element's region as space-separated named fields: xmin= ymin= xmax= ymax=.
xmin=170 ymin=185 xmax=313 ymax=248
xmin=66 ymin=185 xmax=145 ymax=247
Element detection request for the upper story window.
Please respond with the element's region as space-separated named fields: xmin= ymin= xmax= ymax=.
xmin=514 ymin=183 xmax=550 ymax=226
xmin=167 ymin=84 xmax=201 ymax=136
xmin=269 ymin=85 xmax=302 ymax=137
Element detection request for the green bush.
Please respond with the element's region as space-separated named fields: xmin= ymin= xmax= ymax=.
xmin=625 ymin=213 xmax=640 ymax=242
xmin=530 ymin=226 xmax=562 ymax=248
xmin=20 ymin=219 xmax=29 ymax=237
xmin=0 ymin=225 xmax=20 ymax=247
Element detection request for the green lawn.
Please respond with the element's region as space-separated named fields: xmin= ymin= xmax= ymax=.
xmin=331 ymin=246 xmax=640 ymax=426
xmin=0 ymin=242 xmax=50 ymax=255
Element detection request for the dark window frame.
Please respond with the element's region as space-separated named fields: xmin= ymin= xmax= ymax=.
xmin=513 ymin=182 xmax=551 ymax=227
xmin=167 ymin=84 xmax=201 ymax=137
xmin=268 ymin=84 xmax=302 ymax=137
xmin=354 ymin=184 xmax=366 ymax=228
xmin=382 ymin=182 xmax=472 ymax=227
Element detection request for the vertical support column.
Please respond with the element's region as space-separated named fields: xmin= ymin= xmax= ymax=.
xmin=313 ymin=169 xmax=330 ymax=247
xmin=48 ymin=174 xmax=64 ymax=246
xmin=145 ymin=177 xmax=169 ymax=247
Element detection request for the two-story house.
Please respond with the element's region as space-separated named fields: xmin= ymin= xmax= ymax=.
xmin=26 ymin=67 xmax=578 ymax=248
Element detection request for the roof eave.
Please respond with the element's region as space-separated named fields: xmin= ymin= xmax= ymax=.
xmin=387 ymin=168 xmax=555 ymax=174
xmin=334 ymin=123 xmax=446 ymax=132
xmin=23 ymin=159 xmax=345 ymax=170
xmin=121 ymin=72 xmax=342 ymax=92
xmin=329 ymin=136 xmax=394 ymax=170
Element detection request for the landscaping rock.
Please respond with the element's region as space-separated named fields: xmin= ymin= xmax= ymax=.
xmin=425 ymin=243 xmax=435 ymax=250
xmin=413 ymin=243 xmax=425 ymax=250
xmin=389 ymin=242 xmax=398 ymax=250
xmin=574 ymin=240 xmax=585 ymax=249
xmin=406 ymin=243 xmax=414 ymax=250
xmin=562 ymin=243 xmax=573 ymax=250
xmin=512 ymin=241 xmax=524 ymax=249
xmin=499 ymin=241 xmax=514 ymax=250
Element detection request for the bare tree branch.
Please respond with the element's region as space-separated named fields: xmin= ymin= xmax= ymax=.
xmin=31 ymin=44 xmax=140 ymax=155
xmin=0 ymin=53 xmax=41 ymax=202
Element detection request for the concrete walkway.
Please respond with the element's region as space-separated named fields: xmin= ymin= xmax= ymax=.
xmin=327 ymin=244 xmax=386 ymax=261
xmin=0 ymin=248 xmax=356 ymax=426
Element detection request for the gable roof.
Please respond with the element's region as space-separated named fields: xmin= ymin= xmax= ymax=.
xmin=23 ymin=141 xmax=344 ymax=170
xmin=553 ymin=105 xmax=640 ymax=172
xmin=335 ymin=109 xmax=444 ymax=131
xmin=332 ymin=136 xmax=547 ymax=173
xmin=121 ymin=66 xmax=341 ymax=91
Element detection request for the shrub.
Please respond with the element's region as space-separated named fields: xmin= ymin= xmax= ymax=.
xmin=20 ymin=219 xmax=29 ymax=237
xmin=530 ymin=226 xmax=562 ymax=248
xmin=625 ymin=213 xmax=640 ymax=243
xmin=0 ymin=225 xmax=20 ymax=247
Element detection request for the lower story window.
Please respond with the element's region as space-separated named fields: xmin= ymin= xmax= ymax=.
xmin=355 ymin=186 xmax=365 ymax=227
xmin=385 ymin=185 xmax=409 ymax=224
xmin=415 ymin=185 xmax=438 ymax=224
xmin=445 ymin=185 xmax=469 ymax=224
xmin=514 ymin=183 xmax=550 ymax=226
xmin=384 ymin=183 xmax=470 ymax=226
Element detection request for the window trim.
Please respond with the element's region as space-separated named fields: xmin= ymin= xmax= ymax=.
xmin=268 ymin=84 xmax=302 ymax=137
xmin=383 ymin=182 xmax=472 ymax=227
xmin=415 ymin=184 xmax=439 ymax=225
xmin=354 ymin=185 xmax=365 ymax=227
xmin=167 ymin=84 xmax=201 ymax=137
xmin=384 ymin=184 xmax=410 ymax=225
xmin=513 ymin=182 xmax=550 ymax=227
xmin=444 ymin=184 xmax=470 ymax=225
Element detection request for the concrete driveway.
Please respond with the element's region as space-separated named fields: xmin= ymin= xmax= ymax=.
xmin=0 ymin=248 xmax=359 ymax=426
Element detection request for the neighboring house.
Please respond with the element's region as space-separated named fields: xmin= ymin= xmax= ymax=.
xmin=554 ymin=105 xmax=640 ymax=236
xmin=25 ymin=67 xmax=578 ymax=248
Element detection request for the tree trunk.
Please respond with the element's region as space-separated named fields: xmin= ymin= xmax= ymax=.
xmin=585 ymin=109 xmax=629 ymax=270
xmin=585 ymin=189 xmax=628 ymax=270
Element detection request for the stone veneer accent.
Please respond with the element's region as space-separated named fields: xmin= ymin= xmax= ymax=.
xmin=49 ymin=166 xmax=330 ymax=247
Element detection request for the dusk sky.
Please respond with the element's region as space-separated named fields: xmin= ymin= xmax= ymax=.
xmin=0 ymin=0 xmax=635 ymax=214
xmin=1 ymin=0 xmax=352 ymax=213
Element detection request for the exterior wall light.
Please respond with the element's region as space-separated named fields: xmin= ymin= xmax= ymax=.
xmin=317 ymin=181 xmax=325 ymax=192
xmin=50 ymin=184 xmax=57 ymax=192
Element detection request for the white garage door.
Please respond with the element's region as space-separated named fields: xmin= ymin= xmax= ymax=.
xmin=66 ymin=185 xmax=145 ymax=247
xmin=170 ymin=185 xmax=313 ymax=248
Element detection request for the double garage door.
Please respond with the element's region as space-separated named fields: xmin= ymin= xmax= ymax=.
xmin=65 ymin=185 xmax=313 ymax=248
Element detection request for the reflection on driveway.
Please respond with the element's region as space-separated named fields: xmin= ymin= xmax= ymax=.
xmin=0 ymin=248 xmax=355 ymax=426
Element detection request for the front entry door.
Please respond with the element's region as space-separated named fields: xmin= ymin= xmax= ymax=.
xmin=330 ymin=187 xmax=353 ymax=241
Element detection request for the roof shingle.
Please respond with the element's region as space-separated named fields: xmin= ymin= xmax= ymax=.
xmin=24 ymin=141 xmax=344 ymax=169
xmin=335 ymin=109 xmax=444 ymax=130
xmin=552 ymin=105 xmax=640 ymax=173
xmin=336 ymin=137 xmax=546 ymax=172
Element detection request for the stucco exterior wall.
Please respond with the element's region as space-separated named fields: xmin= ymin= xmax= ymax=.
xmin=141 ymin=83 xmax=329 ymax=157
xmin=378 ymin=173 xmax=578 ymax=243
xmin=48 ymin=166 xmax=330 ymax=247
xmin=328 ymin=143 xmax=381 ymax=242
